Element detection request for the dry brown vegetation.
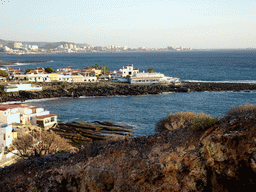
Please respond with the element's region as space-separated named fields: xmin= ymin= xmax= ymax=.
xmin=225 ymin=103 xmax=256 ymax=118
xmin=156 ymin=111 xmax=218 ymax=132
xmin=12 ymin=131 xmax=74 ymax=158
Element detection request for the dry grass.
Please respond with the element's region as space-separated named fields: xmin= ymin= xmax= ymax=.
xmin=156 ymin=111 xmax=217 ymax=132
xmin=225 ymin=104 xmax=256 ymax=118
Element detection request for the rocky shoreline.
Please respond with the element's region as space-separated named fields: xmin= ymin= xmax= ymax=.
xmin=185 ymin=82 xmax=256 ymax=92
xmin=0 ymin=83 xmax=188 ymax=103
xmin=0 ymin=82 xmax=256 ymax=103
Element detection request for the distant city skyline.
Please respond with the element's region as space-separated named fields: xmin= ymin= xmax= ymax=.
xmin=0 ymin=0 xmax=255 ymax=49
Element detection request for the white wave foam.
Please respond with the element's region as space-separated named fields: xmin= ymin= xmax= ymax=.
xmin=25 ymin=98 xmax=59 ymax=103
xmin=1 ymin=101 xmax=23 ymax=104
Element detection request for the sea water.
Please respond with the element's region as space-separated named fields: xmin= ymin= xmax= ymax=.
xmin=1 ymin=50 xmax=256 ymax=136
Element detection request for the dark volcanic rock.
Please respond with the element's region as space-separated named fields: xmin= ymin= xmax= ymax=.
xmin=0 ymin=83 xmax=187 ymax=102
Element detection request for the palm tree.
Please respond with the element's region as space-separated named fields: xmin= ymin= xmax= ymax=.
xmin=148 ymin=68 xmax=154 ymax=73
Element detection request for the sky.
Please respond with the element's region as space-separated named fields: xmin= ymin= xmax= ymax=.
xmin=0 ymin=0 xmax=255 ymax=49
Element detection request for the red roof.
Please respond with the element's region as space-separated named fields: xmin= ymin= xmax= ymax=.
xmin=36 ymin=114 xmax=57 ymax=119
xmin=30 ymin=106 xmax=43 ymax=109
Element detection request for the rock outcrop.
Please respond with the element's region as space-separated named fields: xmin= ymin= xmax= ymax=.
xmin=185 ymin=82 xmax=256 ymax=92
xmin=1 ymin=109 xmax=256 ymax=191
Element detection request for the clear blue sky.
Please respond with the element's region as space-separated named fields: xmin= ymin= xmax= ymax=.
xmin=0 ymin=0 xmax=255 ymax=49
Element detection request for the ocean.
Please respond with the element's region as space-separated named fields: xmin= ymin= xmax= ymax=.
xmin=1 ymin=50 xmax=256 ymax=136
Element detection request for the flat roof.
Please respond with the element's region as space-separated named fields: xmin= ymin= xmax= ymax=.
xmin=36 ymin=114 xmax=57 ymax=119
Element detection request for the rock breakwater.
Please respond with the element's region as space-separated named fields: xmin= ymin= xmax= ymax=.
xmin=185 ymin=82 xmax=256 ymax=92
xmin=1 ymin=82 xmax=256 ymax=103
xmin=0 ymin=83 xmax=188 ymax=102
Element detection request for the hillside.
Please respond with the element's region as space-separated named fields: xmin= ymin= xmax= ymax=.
xmin=0 ymin=104 xmax=256 ymax=191
xmin=0 ymin=39 xmax=89 ymax=49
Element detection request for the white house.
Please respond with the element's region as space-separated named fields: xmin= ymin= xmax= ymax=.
xmin=56 ymin=74 xmax=72 ymax=82
xmin=18 ymin=105 xmax=50 ymax=124
xmin=26 ymin=74 xmax=51 ymax=82
xmin=119 ymin=64 xmax=139 ymax=77
xmin=0 ymin=123 xmax=13 ymax=152
xmin=0 ymin=103 xmax=57 ymax=128
xmin=0 ymin=105 xmax=20 ymax=124
xmin=82 ymin=76 xmax=97 ymax=82
xmin=31 ymin=114 xmax=57 ymax=128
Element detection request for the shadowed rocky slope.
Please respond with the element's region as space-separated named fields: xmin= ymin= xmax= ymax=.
xmin=1 ymin=106 xmax=256 ymax=191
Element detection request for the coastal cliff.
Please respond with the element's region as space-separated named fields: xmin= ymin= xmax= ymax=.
xmin=1 ymin=104 xmax=256 ymax=191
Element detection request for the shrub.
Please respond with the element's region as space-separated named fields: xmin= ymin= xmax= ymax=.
xmin=156 ymin=111 xmax=217 ymax=132
xmin=0 ymin=70 xmax=8 ymax=77
xmin=45 ymin=67 xmax=54 ymax=73
xmin=192 ymin=117 xmax=218 ymax=131
xmin=225 ymin=104 xmax=256 ymax=118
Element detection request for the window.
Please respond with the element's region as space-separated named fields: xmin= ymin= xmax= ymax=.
xmin=51 ymin=117 xmax=55 ymax=122
xmin=3 ymin=133 xmax=5 ymax=140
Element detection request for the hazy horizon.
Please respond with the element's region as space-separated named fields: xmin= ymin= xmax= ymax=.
xmin=0 ymin=0 xmax=255 ymax=49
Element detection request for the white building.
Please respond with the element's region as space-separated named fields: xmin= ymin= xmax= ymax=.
xmin=56 ymin=74 xmax=72 ymax=82
xmin=119 ymin=64 xmax=139 ymax=77
xmin=26 ymin=74 xmax=51 ymax=82
xmin=129 ymin=72 xmax=180 ymax=84
xmin=0 ymin=106 xmax=20 ymax=125
xmin=31 ymin=45 xmax=38 ymax=50
xmin=0 ymin=123 xmax=13 ymax=152
xmin=32 ymin=114 xmax=57 ymax=128
xmin=0 ymin=103 xmax=57 ymax=128
xmin=4 ymin=84 xmax=42 ymax=92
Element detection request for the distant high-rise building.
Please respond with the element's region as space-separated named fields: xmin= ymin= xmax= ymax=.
xmin=69 ymin=44 xmax=73 ymax=49
xmin=73 ymin=44 xmax=77 ymax=49
xmin=64 ymin=44 xmax=68 ymax=49
xmin=14 ymin=42 xmax=22 ymax=48
xmin=31 ymin=45 xmax=38 ymax=50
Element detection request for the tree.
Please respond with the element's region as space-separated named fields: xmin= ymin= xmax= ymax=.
xmin=0 ymin=70 xmax=8 ymax=77
xmin=25 ymin=68 xmax=33 ymax=74
xmin=95 ymin=64 xmax=99 ymax=69
xmin=45 ymin=67 xmax=54 ymax=73
xmin=148 ymin=68 xmax=154 ymax=73
xmin=12 ymin=131 xmax=73 ymax=158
